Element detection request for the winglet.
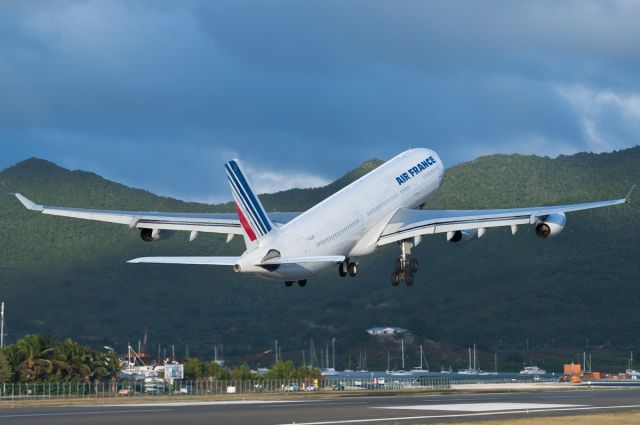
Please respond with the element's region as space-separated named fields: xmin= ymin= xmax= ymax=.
xmin=13 ymin=193 xmax=44 ymax=212
xmin=625 ymin=185 xmax=636 ymax=204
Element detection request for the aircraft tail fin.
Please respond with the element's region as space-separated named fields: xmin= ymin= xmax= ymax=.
xmin=225 ymin=159 xmax=275 ymax=249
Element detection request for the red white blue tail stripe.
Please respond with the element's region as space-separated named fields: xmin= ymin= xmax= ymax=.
xmin=225 ymin=159 xmax=273 ymax=242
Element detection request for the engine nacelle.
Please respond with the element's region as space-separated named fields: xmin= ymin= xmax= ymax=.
xmin=535 ymin=213 xmax=566 ymax=238
xmin=140 ymin=228 xmax=175 ymax=242
xmin=448 ymin=229 xmax=478 ymax=243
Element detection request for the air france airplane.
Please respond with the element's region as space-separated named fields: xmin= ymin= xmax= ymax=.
xmin=14 ymin=148 xmax=634 ymax=287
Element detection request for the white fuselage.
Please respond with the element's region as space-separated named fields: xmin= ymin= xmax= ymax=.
xmin=235 ymin=148 xmax=444 ymax=280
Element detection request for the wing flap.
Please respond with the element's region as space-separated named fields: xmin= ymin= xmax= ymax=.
xmin=262 ymin=255 xmax=346 ymax=265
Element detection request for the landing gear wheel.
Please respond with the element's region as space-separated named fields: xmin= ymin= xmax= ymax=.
xmin=391 ymin=272 xmax=400 ymax=286
xmin=298 ymin=280 xmax=307 ymax=287
xmin=338 ymin=263 xmax=347 ymax=277
xmin=403 ymin=271 xmax=414 ymax=286
xmin=284 ymin=281 xmax=293 ymax=287
xmin=348 ymin=262 xmax=357 ymax=277
xmin=394 ymin=259 xmax=403 ymax=272
xmin=409 ymin=258 xmax=419 ymax=273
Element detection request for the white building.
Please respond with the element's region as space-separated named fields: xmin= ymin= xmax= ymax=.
xmin=367 ymin=326 xmax=408 ymax=336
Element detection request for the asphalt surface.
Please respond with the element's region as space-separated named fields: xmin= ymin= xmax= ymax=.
xmin=2 ymin=388 xmax=640 ymax=425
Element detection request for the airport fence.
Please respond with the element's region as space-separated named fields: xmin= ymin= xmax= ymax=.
xmin=0 ymin=377 xmax=451 ymax=400
xmin=447 ymin=377 xmax=558 ymax=385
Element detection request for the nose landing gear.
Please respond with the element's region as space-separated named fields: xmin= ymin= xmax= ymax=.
xmin=391 ymin=239 xmax=420 ymax=286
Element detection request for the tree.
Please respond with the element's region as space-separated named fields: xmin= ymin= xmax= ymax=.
xmin=230 ymin=363 xmax=254 ymax=380
xmin=204 ymin=361 xmax=230 ymax=380
xmin=8 ymin=334 xmax=55 ymax=382
xmin=53 ymin=339 xmax=92 ymax=382
xmin=265 ymin=361 xmax=321 ymax=380
xmin=0 ymin=350 xmax=11 ymax=383
xmin=184 ymin=358 xmax=204 ymax=380
xmin=265 ymin=360 xmax=296 ymax=380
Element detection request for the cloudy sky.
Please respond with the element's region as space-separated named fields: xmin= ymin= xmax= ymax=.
xmin=1 ymin=1 xmax=639 ymax=203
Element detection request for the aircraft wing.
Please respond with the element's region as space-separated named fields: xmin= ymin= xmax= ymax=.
xmin=13 ymin=193 xmax=299 ymax=236
xmin=127 ymin=255 xmax=345 ymax=265
xmin=377 ymin=191 xmax=632 ymax=246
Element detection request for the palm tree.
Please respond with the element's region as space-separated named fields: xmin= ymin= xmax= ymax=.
xmin=7 ymin=335 xmax=55 ymax=382
xmin=53 ymin=339 xmax=92 ymax=382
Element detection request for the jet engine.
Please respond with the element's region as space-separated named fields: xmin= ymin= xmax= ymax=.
xmin=535 ymin=213 xmax=566 ymax=238
xmin=447 ymin=229 xmax=478 ymax=242
xmin=140 ymin=228 xmax=175 ymax=242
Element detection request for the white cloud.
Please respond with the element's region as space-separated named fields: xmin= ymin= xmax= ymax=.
xmin=243 ymin=165 xmax=331 ymax=195
xmin=557 ymin=84 xmax=640 ymax=152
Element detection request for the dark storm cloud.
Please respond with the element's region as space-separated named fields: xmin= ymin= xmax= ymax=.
xmin=1 ymin=1 xmax=639 ymax=201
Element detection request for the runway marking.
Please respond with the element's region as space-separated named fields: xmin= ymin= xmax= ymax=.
xmin=375 ymin=402 xmax=585 ymax=411
xmin=273 ymin=403 xmax=640 ymax=425
xmin=0 ymin=408 xmax=173 ymax=419
xmin=416 ymin=397 xmax=505 ymax=402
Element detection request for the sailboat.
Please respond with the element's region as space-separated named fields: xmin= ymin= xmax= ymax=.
xmin=411 ymin=345 xmax=429 ymax=373
xmin=321 ymin=340 xmax=338 ymax=376
xmin=386 ymin=338 xmax=413 ymax=376
xmin=480 ymin=353 xmax=498 ymax=375
xmin=344 ymin=354 xmax=354 ymax=373
xmin=457 ymin=344 xmax=480 ymax=375
xmin=626 ymin=351 xmax=640 ymax=377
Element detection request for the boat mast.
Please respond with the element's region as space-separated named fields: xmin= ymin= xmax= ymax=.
xmin=332 ymin=338 xmax=336 ymax=370
xmin=0 ymin=302 xmax=4 ymax=348
xmin=473 ymin=343 xmax=477 ymax=370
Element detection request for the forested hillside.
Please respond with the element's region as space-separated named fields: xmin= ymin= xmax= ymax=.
xmin=0 ymin=148 xmax=638 ymax=372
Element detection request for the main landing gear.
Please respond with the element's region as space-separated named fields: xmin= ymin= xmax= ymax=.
xmin=284 ymin=280 xmax=307 ymax=287
xmin=391 ymin=239 xmax=420 ymax=286
xmin=338 ymin=259 xmax=358 ymax=278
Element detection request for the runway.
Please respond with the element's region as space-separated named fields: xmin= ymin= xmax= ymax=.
xmin=2 ymin=388 xmax=640 ymax=425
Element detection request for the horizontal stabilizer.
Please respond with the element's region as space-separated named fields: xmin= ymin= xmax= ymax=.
xmin=261 ymin=255 xmax=345 ymax=265
xmin=127 ymin=256 xmax=239 ymax=265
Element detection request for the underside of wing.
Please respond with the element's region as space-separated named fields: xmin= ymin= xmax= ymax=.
xmin=127 ymin=256 xmax=240 ymax=265
xmin=378 ymin=196 xmax=628 ymax=246
xmin=13 ymin=193 xmax=300 ymax=237
xmin=127 ymin=255 xmax=345 ymax=268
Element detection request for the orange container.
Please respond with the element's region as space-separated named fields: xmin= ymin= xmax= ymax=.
xmin=583 ymin=372 xmax=601 ymax=380
xmin=564 ymin=364 xmax=581 ymax=375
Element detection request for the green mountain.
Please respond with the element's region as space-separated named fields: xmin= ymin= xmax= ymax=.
xmin=0 ymin=148 xmax=639 ymax=372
